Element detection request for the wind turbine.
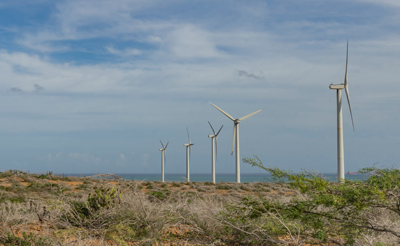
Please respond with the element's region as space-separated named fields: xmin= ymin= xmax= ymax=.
xmin=183 ymin=128 xmax=194 ymax=182
xmin=329 ymin=41 xmax=355 ymax=182
xmin=159 ymin=140 xmax=169 ymax=182
xmin=208 ymin=122 xmax=223 ymax=184
xmin=211 ymin=103 xmax=262 ymax=183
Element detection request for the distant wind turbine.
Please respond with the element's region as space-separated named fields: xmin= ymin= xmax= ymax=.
xmin=184 ymin=128 xmax=194 ymax=182
xmin=329 ymin=41 xmax=355 ymax=182
xmin=208 ymin=122 xmax=223 ymax=184
xmin=159 ymin=140 xmax=169 ymax=182
xmin=211 ymin=103 xmax=262 ymax=183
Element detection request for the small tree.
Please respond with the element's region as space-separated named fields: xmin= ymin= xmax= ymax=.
xmin=242 ymin=156 xmax=400 ymax=245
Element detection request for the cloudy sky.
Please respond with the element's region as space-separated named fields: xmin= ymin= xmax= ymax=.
xmin=0 ymin=0 xmax=399 ymax=175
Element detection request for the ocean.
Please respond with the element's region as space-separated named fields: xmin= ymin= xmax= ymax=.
xmin=64 ymin=173 xmax=369 ymax=183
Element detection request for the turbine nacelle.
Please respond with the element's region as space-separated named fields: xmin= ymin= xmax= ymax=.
xmin=329 ymin=84 xmax=345 ymax=90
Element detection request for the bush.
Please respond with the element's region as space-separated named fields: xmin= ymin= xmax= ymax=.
xmin=87 ymin=186 xmax=122 ymax=211
xmin=219 ymin=196 xmax=302 ymax=245
xmin=148 ymin=189 xmax=171 ymax=201
xmin=0 ymin=231 xmax=53 ymax=245
xmin=242 ymin=156 xmax=400 ymax=245
xmin=216 ymin=185 xmax=232 ymax=190
xmin=0 ymin=195 xmax=26 ymax=204
xmin=171 ymin=182 xmax=181 ymax=187
xmin=61 ymin=185 xmax=123 ymax=229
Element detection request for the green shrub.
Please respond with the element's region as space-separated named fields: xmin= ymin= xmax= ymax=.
xmin=216 ymin=185 xmax=232 ymax=190
xmin=220 ymin=196 xmax=302 ymax=245
xmin=197 ymin=188 xmax=207 ymax=192
xmin=242 ymin=156 xmax=400 ymax=245
xmin=0 ymin=170 xmax=28 ymax=178
xmin=27 ymin=182 xmax=43 ymax=191
xmin=70 ymin=200 xmax=90 ymax=218
xmin=0 ymin=195 xmax=26 ymax=204
xmin=0 ymin=231 xmax=53 ymax=245
xmin=239 ymin=185 xmax=249 ymax=191
xmin=149 ymin=189 xmax=171 ymax=201
xmin=37 ymin=171 xmax=54 ymax=179
xmin=145 ymin=182 xmax=154 ymax=190
xmin=87 ymin=186 xmax=122 ymax=211
xmin=76 ymin=184 xmax=89 ymax=190
xmin=171 ymin=182 xmax=181 ymax=187
xmin=62 ymin=186 xmax=123 ymax=228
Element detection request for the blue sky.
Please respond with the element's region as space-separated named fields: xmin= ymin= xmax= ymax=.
xmin=0 ymin=0 xmax=399 ymax=175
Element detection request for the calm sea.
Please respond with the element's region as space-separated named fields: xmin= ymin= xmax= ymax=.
xmin=63 ymin=173 xmax=369 ymax=183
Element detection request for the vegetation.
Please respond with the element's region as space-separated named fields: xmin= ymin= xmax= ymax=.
xmin=242 ymin=156 xmax=400 ymax=245
xmin=0 ymin=165 xmax=399 ymax=245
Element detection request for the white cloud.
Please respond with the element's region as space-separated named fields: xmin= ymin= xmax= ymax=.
xmin=69 ymin=152 xmax=102 ymax=165
xmin=165 ymin=25 xmax=224 ymax=60
xmin=46 ymin=152 xmax=62 ymax=162
xmin=355 ymin=0 xmax=400 ymax=7
xmin=106 ymin=46 xmax=142 ymax=56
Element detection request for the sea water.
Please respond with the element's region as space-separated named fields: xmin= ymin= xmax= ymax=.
xmin=64 ymin=173 xmax=369 ymax=183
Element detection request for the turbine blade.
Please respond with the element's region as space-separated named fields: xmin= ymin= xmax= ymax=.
xmin=208 ymin=121 xmax=216 ymax=135
xmin=211 ymin=103 xmax=235 ymax=121
xmin=345 ymin=86 xmax=355 ymax=131
xmin=344 ymin=40 xmax=348 ymax=86
xmin=165 ymin=142 xmax=169 ymax=149
xmin=231 ymin=125 xmax=236 ymax=155
xmin=160 ymin=140 xmax=165 ymax=149
xmin=164 ymin=151 xmax=167 ymax=167
xmin=239 ymin=109 xmax=262 ymax=121
xmin=186 ymin=127 xmax=191 ymax=144
xmin=216 ymin=125 xmax=223 ymax=136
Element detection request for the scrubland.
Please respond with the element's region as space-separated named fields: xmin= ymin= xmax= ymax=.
xmin=0 ymin=164 xmax=399 ymax=245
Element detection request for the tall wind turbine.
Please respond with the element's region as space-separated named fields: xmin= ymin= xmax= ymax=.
xmin=159 ymin=140 xmax=169 ymax=182
xmin=208 ymin=122 xmax=223 ymax=184
xmin=183 ymin=128 xmax=194 ymax=182
xmin=211 ymin=103 xmax=262 ymax=183
xmin=329 ymin=41 xmax=355 ymax=182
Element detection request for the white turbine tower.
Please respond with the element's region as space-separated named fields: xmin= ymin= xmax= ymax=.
xmin=329 ymin=41 xmax=355 ymax=182
xmin=211 ymin=103 xmax=262 ymax=183
xmin=159 ymin=140 xmax=169 ymax=182
xmin=208 ymin=121 xmax=223 ymax=184
xmin=184 ymin=128 xmax=194 ymax=182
